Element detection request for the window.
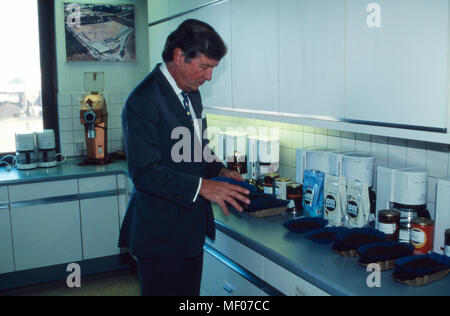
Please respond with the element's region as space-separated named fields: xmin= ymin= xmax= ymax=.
xmin=0 ymin=0 xmax=58 ymax=155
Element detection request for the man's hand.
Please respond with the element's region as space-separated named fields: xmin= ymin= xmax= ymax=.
xmin=218 ymin=168 xmax=244 ymax=182
xmin=199 ymin=178 xmax=250 ymax=216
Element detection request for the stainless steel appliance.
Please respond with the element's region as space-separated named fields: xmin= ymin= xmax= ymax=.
xmin=247 ymin=135 xmax=280 ymax=181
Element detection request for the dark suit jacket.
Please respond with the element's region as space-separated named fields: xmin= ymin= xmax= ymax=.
xmin=119 ymin=64 xmax=224 ymax=259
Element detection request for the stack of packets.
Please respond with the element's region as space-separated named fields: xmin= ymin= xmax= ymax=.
xmin=302 ymin=170 xmax=371 ymax=228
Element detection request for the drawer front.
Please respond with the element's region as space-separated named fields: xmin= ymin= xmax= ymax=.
xmin=262 ymin=258 xmax=329 ymax=296
xmin=0 ymin=208 xmax=14 ymax=274
xmin=80 ymin=196 xmax=120 ymax=260
xmin=78 ymin=175 xmax=117 ymax=194
xmin=206 ymin=230 xmax=262 ymax=278
xmin=9 ymin=179 xmax=78 ymax=202
xmin=11 ymin=201 xmax=83 ymax=271
xmin=0 ymin=186 xmax=8 ymax=204
xmin=201 ymin=250 xmax=266 ymax=296
xmin=117 ymin=174 xmax=126 ymax=190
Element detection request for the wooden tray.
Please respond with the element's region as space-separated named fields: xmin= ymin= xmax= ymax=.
xmin=333 ymin=249 xmax=359 ymax=258
xmin=393 ymin=268 xmax=450 ymax=287
xmin=359 ymin=259 xmax=396 ymax=271
xmin=246 ymin=207 xmax=287 ymax=218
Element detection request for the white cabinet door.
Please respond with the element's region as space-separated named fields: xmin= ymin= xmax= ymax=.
xmin=149 ymin=1 xmax=232 ymax=110
xmin=8 ymin=179 xmax=78 ymax=202
xmin=201 ymin=250 xmax=266 ymax=296
xmin=279 ymin=0 xmax=345 ymax=118
xmin=205 ymin=230 xmax=263 ymax=278
xmin=80 ymin=196 xmax=120 ymax=260
xmin=149 ymin=21 xmax=173 ymax=69
xmin=345 ymin=0 xmax=449 ymax=129
xmin=11 ymin=201 xmax=83 ymax=271
xmin=78 ymin=175 xmax=117 ymax=194
xmin=0 ymin=206 xmax=14 ymax=274
xmin=149 ymin=0 xmax=215 ymax=24
xmin=193 ymin=0 xmax=232 ymax=110
xmin=262 ymin=257 xmax=329 ymax=296
xmin=231 ymin=0 xmax=279 ymax=113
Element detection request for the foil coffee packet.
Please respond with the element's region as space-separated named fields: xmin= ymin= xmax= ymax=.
xmin=345 ymin=179 xmax=370 ymax=228
xmin=324 ymin=175 xmax=346 ymax=226
xmin=302 ymin=169 xmax=325 ymax=218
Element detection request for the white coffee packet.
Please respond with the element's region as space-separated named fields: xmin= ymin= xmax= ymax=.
xmin=324 ymin=175 xmax=346 ymax=227
xmin=345 ymin=180 xmax=370 ymax=228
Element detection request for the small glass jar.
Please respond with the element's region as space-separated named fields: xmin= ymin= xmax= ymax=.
xmin=445 ymin=229 xmax=450 ymax=257
xmin=275 ymin=177 xmax=291 ymax=200
xmin=287 ymin=183 xmax=302 ymax=216
xmin=377 ymin=210 xmax=401 ymax=242
xmin=263 ymin=173 xmax=279 ymax=195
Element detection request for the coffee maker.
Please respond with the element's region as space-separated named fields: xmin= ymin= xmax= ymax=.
xmin=36 ymin=130 xmax=58 ymax=168
xmin=295 ymin=147 xmax=341 ymax=183
xmin=247 ymin=135 xmax=280 ymax=181
xmin=79 ymin=72 xmax=110 ymax=165
xmin=15 ymin=133 xmax=38 ymax=170
xmin=376 ymin=165 xmax=428 ymax=242
xmin=217 ymin=130 xmax=248 ymax=177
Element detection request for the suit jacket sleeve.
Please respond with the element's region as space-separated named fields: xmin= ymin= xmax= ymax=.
xmin=122 ymin=90 xmax=201 ymax=209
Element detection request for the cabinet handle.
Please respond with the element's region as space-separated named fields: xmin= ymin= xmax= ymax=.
xmin=223 ymin=285 xmax=234 ymax=294
xmin=295 ymin=286 xmax=306 ymax=296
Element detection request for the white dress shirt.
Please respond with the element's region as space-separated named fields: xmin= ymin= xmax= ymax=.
xmin=160 ymin=63 xmax=202 ymax=202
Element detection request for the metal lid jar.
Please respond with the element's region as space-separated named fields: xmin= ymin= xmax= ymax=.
xmin=445 ymin=229 xmax=450 ymax=257
xmin=377 ymin=210 xmax=401 ymax=242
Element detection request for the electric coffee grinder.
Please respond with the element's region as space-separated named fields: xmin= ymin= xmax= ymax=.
xmin=79 ymin=72 xmax=111 ymax=165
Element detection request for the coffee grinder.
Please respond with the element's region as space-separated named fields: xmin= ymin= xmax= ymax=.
xmin=79 ymin=72 xmax=110 ymax=165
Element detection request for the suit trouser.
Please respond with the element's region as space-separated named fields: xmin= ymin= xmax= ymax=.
xmin=136 ymin=252 xmax=204 ymax=296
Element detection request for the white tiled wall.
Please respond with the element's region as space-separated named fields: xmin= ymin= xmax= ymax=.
xmin=207 ymin=114 xmax=450 ymax=220
xmin=57 ymin=92 xmax=128 ymax=157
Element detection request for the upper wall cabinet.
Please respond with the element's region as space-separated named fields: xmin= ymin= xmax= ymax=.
xmin=193 ymin=1 xmax=233 ymax=110
xmin=148 ymin=0 xmax=216 ymax=23
xmin=345 ymin=0 xmax=449 ymax=130
xmin=148 ymin=21 xmax=173 ymax=69
xmin=231 ymin=0 xmax=279 ymax=113
xmin=148 ymin=0 xmax=232 ymax=109
xmin=279 ymin=0 xmax=345 ymax=118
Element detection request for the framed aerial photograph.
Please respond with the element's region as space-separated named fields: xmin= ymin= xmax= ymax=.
xmin=64 ymin=3 xmax=136 ymax=62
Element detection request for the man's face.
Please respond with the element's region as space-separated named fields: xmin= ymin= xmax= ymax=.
xmin=176 ymin=52 xmax=220 ymax=92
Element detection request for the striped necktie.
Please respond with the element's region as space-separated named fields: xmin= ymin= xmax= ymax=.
xmin=181 ymin=91 xmax=193 ymax=124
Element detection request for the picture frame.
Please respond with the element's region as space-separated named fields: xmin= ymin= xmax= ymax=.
xmin=64 ymin=3 xmax=136 ymax=62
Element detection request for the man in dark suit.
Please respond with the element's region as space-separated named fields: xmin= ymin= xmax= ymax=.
xmin=119 ymin=19 xmax=250 ymax=296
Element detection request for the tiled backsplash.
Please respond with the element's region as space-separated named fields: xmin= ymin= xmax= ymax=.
xmin=57 ymin=92 xmax=449 ymax=221
xmin=57 ymin=92 xmax=128 ymax=157
xmin=206 ymin=114 xmax=450 ymax=221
